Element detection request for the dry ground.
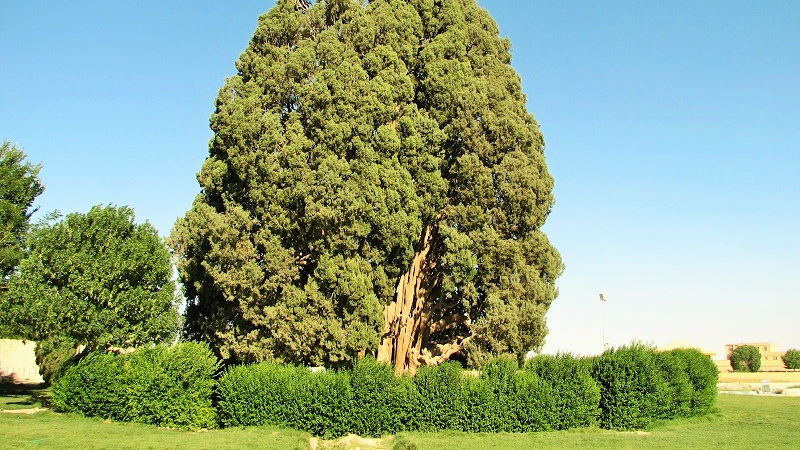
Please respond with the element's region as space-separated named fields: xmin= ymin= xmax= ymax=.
xmin=717 ymin=371 xmax=800 ymax=383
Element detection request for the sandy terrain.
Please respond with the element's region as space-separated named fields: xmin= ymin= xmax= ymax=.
xmin=718 ymin=371 xmax=800 ymax=383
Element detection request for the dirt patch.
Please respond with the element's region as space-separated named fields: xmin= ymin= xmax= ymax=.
xmin=718 ymin=371 xmax=800 ymax=383
xmin=309 ymin=434 xmax=389 ymax=450
xmin=0 ymin=407 xmax=47 ymax=414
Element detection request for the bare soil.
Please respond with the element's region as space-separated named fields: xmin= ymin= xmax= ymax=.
xmin=718 ymin=371 xmax=800 ymax=383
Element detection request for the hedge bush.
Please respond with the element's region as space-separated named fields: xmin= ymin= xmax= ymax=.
xmin=348 ymin=357 xmax=419 ymax=436
xmin=51 ymin=342 xmax=219 ymax=429
xmin=218 ymin=347 xmax=718 ymax=436
xmin=670 ymin=348 xmax=718 ymax=415
xmin=523 ymin=353 xmax=600 ymax=429
xmin=217 ymin=361 xmax=357 ymax=439
xmin=50 ymin=351 xmax=125 ymax=420
xmin=413 ymin=361 xmax=464 ymax=431
xmin=654 ymin=350 xmax=693 ymax=418
xmin=591 ymin=343 xmax=671 ymax=430
xmin=461 ymin=356 xmax=519 ymax=432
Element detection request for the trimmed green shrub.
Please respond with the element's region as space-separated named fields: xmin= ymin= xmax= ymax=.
xmin=459 ymin=374 xmax=495 ymax=432
xmin=654 ymin=351 xmax=692 ymax=418
xmin=51 ymin=342 xmax=219 ymax=429
xmin=524 ymin=353 xmax=600 ymax=429
xmin=591 ymin=343 xmax=670 ymax=430
xmin=670 ymin=348 xmax=718 ymax=415
xmin=730 ymin=345 xmax=761 ymax=372
xmin=509 ymin=370 xmax=553 ymax=432
xmin=217 ymin=363 xmax=308 ymax=428
xmin=348 ymin=356 xmax=418 ymax=436
xmin=217 ymin=362 xmax=357 ymax=439
xmin=218 ymin=349 xmax=716 ymax=436
xmin=782 ymin=349 xmax=800 ymax=370
xmin=461 ymin=356 xmax=555 ymax=433
xmin=123 ymin=343 xmax=219 ymax=428
xmin=463 ymin=356 xmax=519 ymax=432
xmin=300 ymin=369 xmax=356 ymax=438
xmin=51 ymin=352 xmax=125 ymax=420
xmin=413 ymin=361 xmax=465 ymax=431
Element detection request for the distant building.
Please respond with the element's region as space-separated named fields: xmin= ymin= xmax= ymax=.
xmin=658 ymin=340 xmax=716 ymax=358
xmin=725 ymin=342 xmax=785 ymax=371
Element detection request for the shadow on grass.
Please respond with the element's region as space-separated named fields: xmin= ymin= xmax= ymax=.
xmin=0 ymin=381 xmax=49 ymax=409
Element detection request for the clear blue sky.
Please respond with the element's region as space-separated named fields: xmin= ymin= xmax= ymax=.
xmin=2 ymin=1 xmax=798 ymax=357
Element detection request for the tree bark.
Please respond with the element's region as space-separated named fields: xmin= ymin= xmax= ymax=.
xmin=377 ymin=224 xmax=472 ymax=375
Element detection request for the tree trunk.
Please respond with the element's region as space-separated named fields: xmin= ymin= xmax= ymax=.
xmin=377 ymin=224 xmax=472 ymax=375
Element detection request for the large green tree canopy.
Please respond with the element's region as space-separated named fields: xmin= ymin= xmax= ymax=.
xmin=171 ymin=0 xmax=563 ymax=372
xmin=2 ymin=205 xmax=180 ymax=353
xmin=0 ymin=141 xmax=44 ymax=286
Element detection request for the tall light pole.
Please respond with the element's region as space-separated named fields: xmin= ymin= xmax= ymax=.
xmin=599 ymin=293 xmax=607 ymax=351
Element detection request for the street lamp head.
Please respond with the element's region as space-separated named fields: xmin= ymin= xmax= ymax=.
xmin=599 ymin=293 xmax=605 ymax=301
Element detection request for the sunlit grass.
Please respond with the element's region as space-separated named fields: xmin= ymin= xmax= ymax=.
xmin=2 ymin=388 xmax=798 ymax=449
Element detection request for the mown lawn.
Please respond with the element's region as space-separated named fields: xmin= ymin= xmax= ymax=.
xmin=1 ymin=388 xmax=798 ymax=449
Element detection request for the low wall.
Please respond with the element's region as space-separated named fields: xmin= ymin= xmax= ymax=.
xmin=0 ymin=339 xmax=44 ymax=383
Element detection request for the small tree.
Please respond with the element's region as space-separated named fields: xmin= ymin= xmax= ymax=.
xmin=729 ymin=345 xmax=761 ymax=372
xmin=0 ymin=141 xmax=44 ymax=338
xmin=1 ymin=205 xmax=181 ymax=380
xmin=782 ymin=349 xmax=800 ymax=370
xmin=0 ymin=142 xmax=44 ymax=283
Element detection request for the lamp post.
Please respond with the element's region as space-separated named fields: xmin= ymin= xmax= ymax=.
xmin=599 ymin=293 xmax=607 ymax=351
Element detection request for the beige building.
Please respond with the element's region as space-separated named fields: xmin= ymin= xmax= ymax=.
xmin=725 ymin=342 xmax=786 ymax=371
xmin=0 ymin=339 xmax=44 ymax=383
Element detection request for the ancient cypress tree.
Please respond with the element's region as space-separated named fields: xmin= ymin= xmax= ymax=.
xmin=171 ymin=0 xmax=563 ymax=373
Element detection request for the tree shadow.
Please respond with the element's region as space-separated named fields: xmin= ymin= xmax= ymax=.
xmin=0 ymin=380 xmax=49 ymax=408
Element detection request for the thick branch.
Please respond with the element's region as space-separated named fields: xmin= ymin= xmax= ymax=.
xmin=418 ymin=335 xmax=474 ymax=366
xmin=429 ymin=313 xmax=467 ymax=334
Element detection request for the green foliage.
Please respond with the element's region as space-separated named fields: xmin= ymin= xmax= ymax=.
xmin=0 ymin=141 xmax=44 ymax=288
xmin=0 ymin=141 xmax=44 ymax=339
xmin=524 ymin=353 xmax=600 ymax=429
xmin=1 ymin=205 xmax=181 ymax=374
xmin=171 ymin=0 xmax=562 ymax=367
xmin=590 ymin=345 xmax=719 ymax=430
xmin=460 ymin=356 xmax=520 ymax=431
xmin=669 ymin=348 xmax=718 ymax=415
xmin=225 ymin=352 xmax=711 ymax=437
xmin=654 ymin=351 xmax=692 ymax=418
xmin=591 ymin=343 xmax=671 ymax=430
xmin=51 ymin=342 xmax=219 ymax=429
xmin=217 ymin=362 xmax=354 ymax=439
xmin=34 ymin=337 xmax=82 ymax=384
xmin=348 ymin=356 xmax=418 ymax=435
xmin=782 ymin=349 xmax=800 ymax=370
xmin=729 ymin=345 xmax=761 ymax=372
xmin=413 ymin=362 xmax=465 ymax=431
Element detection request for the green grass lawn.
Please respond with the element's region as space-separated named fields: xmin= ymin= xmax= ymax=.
xmin=1 ymin=389 xmax=798 ymax=449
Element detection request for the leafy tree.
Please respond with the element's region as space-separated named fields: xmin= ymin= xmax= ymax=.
xmin=1 ymin=205 xmax=181 ymax=376
xmin=783 ymin=349 xmax=800 ymax=370
xmin=0 ymin=141 xmax=44 ymax=286
xmin=729 ymin=345 xmax=761 ymax=372
xmin=171 ymin=0 xmax=562 ymax=372
xmin=0 ymin=141 xmax=44 ymax=338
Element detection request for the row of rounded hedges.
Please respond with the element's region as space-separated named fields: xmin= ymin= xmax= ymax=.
xmin=50 ymin=342 xmax=219 ymax=430
xmin=591 ymin=344 xmax=718 ymax=430
xmin=48 ymin=342 xmax=717 ymax=436
xmin=218 ymin=346 xmax=717 ymax=437
xmin=217 ymin=354 xmax=601 ymax=437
